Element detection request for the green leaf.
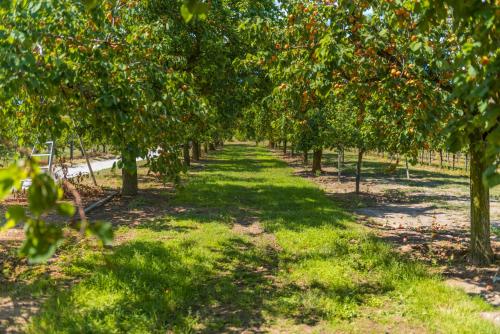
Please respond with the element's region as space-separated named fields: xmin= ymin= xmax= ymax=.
xmin=29 ymin=2 xmax=42 ymax=15
xmin=467 ymin=65 xmax=477 ymax=80
xmin=6 ymin=205 xmax=26 ymax=222
xmin=0 ymin=164 xmax=26 ymax=200
xmin=0 ymin=219 xmax=16 ymax=232
xmin=2 ymin=205 xmax=26 ymax=232
xmin=87 ymin=221 xmax=114 ymax=246
xmin=410 ymin=42 xmax=422 ymax=52
xmin=483 ymin=165 xmax=500 ymax=188
xmin=57 ymin=202 xmax=76 ymax=217
xmin=181 ymin=4 xmax=194 ymax=23
xmin=19 ymin=219 xmax=64 ymax=264
xmin=81 ymin=0 xmax=99 ymax=11
xmin=28 ymin=174 xmax=60 ymax=216
xmin=181 ymin=0 xmax=208 ymax=23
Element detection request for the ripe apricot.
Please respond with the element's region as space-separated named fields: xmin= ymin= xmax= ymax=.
xmin=480 ymin=56 xmax=490 ymax=65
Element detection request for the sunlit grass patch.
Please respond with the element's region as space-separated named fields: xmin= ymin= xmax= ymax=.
xmin=27 ymin=144 xmax=497 ymax=333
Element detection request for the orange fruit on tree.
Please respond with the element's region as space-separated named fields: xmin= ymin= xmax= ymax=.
xmin=480 ymin=56 xmax=490 ymax=65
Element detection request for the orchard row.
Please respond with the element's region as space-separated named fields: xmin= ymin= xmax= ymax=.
xmin=0 ymin=1 xmax=498 ymax=264
xmin=235 ymin=0 xmax=498 ymax=265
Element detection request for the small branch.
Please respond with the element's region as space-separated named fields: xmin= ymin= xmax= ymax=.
xmin=63 ymin=180 xmax=87 ymax=236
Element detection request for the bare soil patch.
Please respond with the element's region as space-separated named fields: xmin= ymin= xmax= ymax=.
xmin=0 ymin=297 xmax=40 ymax=334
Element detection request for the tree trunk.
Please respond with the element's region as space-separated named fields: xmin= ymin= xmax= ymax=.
xmin=283 ymin=140 xmax=287 ymax=155
xmin=312 ymin=149 xmax=322 ymax=173
xmin=356 ymin=149 xmax=364 ymax=194
xmin=102 ymin=144 xmax=106 ymax=153
xmin=337 ymin=148 xmax=342 ymax=183
xmin=121 ymin=148 xmax=138 ymax=196
xmin=465 ymin=153 xmax=469 ymax=173
xmin=303 ymin=150 xmax=308 ymax=164
xmin=183 ymin=143 xmax=190 ymax=167
xmin=452 ymin=154 xmax=456 ymax=170
xmin=69 ymin=140 xmax=74 ymax=160
xmin=209 ymin=143 xmax=216 ymax=151
xmin=192 ymin=140 xmax=200 ymax=161
xmin=341 ymin=148 xmax=345 ymax=165
xmin=204 ymin=142 xmax=208 ymax=154
xmin=429 ymin=150 xmax=432 ymax=165
xmin=405 ymin=157 xmax=410 ymax=180
xmin=439 ymin=150 xmax=443 ymax=168
xmin=469 ymin=144 xmax=493 ymax=265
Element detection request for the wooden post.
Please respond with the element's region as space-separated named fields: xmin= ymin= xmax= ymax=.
xmin=337 ymin=148 xmax=342 ymax=183
xmin=69 ymin=138 xmax=74 ymax=161
xmin=355 ymin=149 xmax=364 ymax=194
xmin=77 ymin=135 xmax=97 ymax=186
xmin=405 ymin=157 xmax=410 ymax=180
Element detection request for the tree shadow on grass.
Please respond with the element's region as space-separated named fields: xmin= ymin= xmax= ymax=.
xmin=174 ymin=182 xmax=350 ymax=232
xmin=28 ymin=237 xmax=279 ymax=333
xmin=202 ymin=159 xmax=286 ymax=173
xmin=28 ymin=232 xmax=428 ymax=333
xmin=26 ymin=144 xmax=442 ymax=332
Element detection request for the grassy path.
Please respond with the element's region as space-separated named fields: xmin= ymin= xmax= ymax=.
xmin=28 ymin=144 xmax=496 ymax=333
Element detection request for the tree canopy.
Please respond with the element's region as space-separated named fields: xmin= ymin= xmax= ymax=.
xmin=0 ymin=0 xmax=498 ymax=264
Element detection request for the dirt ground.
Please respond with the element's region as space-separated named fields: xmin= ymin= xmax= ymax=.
xmin=278 ymin=150 xmax=500 ymax=308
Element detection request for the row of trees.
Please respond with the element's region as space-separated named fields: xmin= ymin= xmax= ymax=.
xmin=0 ymin=1 xmax=497 ymax=265
xmin=0 ymin=0 xmax=277 ymax=261
xmin=0 ymin=0 xmax=266 ymax=193
xmin=237 ymin=0 xmax=498 ymax=264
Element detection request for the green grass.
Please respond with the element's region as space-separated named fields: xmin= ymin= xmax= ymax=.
xmin=26 ymin=144 xmax=496 ymax=333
